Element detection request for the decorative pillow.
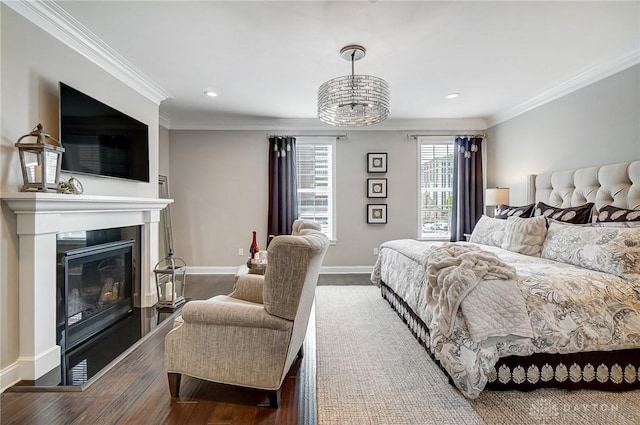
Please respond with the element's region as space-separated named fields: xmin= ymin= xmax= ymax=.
xmin=533 ymin=201 xmax=594 ymax=224
xmin=501 ymin=216 xmax=547 ymax=257
xmin=494 ymin=203 xmax=534 ymax=220
xmin=541 ymin=220 xmax=640 ymax=278
xmin=469 ymin=215 xmax=507 ymax=247
xmin=596 ymin=205 xmax=640 ymax=223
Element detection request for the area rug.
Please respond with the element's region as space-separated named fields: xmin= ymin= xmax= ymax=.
xmin=315 ymin=286 xmax=640 ymax=425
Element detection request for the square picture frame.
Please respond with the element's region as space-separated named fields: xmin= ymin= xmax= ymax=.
xmin=367 ymin=204 xmax=387 ymax=224
xmin=367 ymin=178 xmax=387 ymax=198
xmin=367 ymin=153 xmax=388 ymax=173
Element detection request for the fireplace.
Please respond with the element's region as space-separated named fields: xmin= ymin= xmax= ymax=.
xmin=58 ymin=240 xmax=135 ymax=354
xmin=2 ymin=193 xmax=171 ymax=385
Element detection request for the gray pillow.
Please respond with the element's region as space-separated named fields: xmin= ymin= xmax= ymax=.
xmin=596 ymin=205 xmax=640 ymax=223
xmin=501 ymin=215 xmax=547 ymax=257
xmin=541 ymin=220 xmax=640 ymax=278
xmin=533 ymin=202 xmax=594 ymax=224
xmin=495 ymin=203 xmax=534 ymax=220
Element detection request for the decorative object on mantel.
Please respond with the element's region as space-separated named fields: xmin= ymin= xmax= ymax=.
xmin=15 ymin=123 xmax=65 ymax=192
xmin=318 ymin=44 xmax=390 ymax=127
xmin=57 ymin=176 xmax=84 ymax=194
xmin=154 ymin=250 xmax=187 ymax=310
xmin=367 ymin=152 xmax=388 ymax=173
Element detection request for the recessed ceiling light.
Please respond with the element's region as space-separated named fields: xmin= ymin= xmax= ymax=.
xmin=446 ymin=92 xmax=460 ymax=99
xmin=204 ymin=90 xmax=218 ymax=98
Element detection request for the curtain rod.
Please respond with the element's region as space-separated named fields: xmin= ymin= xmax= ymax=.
xmin=407 ymin=132 xmax=487 ymax=139
xmin=267 ymin=134 xmax=347 ymax=140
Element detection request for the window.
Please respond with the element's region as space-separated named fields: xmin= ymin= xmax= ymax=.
xmin=296 ymin=137 xmax=336 ymax=240
xmin=418 ymin=139 xmax=454 ymax=240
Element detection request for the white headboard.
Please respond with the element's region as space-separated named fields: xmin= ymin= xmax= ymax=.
xmin=527 ymin=160 xmax=640 ymax=212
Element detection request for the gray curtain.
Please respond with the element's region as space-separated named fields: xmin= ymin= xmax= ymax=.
xmin=268 ymin=136 xmax=298 ymax=236
xmin=450 ymin=136 xmax=484 ymax=241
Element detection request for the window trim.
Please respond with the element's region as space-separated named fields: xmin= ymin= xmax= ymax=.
xmin=296 ymin=136 xmax=337 ymax=242
xmin=416 ymin=137 xmax=454 ymax=241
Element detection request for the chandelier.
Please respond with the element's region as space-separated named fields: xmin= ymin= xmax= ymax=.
xmin=318 ymin=45 xmax=390 ymax=127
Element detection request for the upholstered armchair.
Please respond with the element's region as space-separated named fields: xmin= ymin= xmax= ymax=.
xmin=291 ymin=218 xmax=321 ymax=235
xmin=164 ymin=229 xmax=329 ymax=407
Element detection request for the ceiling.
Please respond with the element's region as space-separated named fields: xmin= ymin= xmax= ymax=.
xmin=21 ymin=1 xmax=640 ymax=129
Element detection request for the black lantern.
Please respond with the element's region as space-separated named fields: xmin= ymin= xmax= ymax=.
xmin=15 ymin=123 xmax=65 ymax=192
xmin=154 ymin=251 xmax=187 ymax=310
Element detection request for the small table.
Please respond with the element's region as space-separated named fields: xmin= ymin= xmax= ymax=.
xmin=235 ymin=261 xmax=267 ymax=283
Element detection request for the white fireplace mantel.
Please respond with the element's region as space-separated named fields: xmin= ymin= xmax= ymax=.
xmin=1 ymin=192 xmax=172 ymax=382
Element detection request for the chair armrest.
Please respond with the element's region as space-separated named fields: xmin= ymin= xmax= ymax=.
xmin=230 ymin=273 xmax=264 ymax=304
xmin=181 ymin=296 xmax=290 ymax=331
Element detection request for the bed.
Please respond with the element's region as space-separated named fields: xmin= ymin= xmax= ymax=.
xmin=371 ymin=160 xmax=640 ymax=399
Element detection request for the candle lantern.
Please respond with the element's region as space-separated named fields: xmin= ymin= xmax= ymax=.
xmin=15 ymin=123 xmax=65 ymax=192
xmin=154 ymin=251 xmax=187 ymax=310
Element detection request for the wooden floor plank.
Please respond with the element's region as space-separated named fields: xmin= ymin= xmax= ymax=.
xmin=0 ymin=273 xmax=357 ymax=425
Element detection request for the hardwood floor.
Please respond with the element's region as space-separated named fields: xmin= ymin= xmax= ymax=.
xmin=1 ymin=274 xmax=362 ymax=425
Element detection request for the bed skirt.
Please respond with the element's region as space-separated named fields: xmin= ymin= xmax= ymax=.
xmin=380 ymin=281 xmax=640 ymax=392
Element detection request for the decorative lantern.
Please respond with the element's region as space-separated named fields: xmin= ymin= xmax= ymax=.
xmin=154 ymin=251 xmax=187 ymax=310
xmin=15 ymin=123 xmax=65 ymax=192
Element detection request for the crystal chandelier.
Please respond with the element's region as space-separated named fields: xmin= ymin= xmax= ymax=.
xmin=318 ymin=45 xmax=390 ymax=127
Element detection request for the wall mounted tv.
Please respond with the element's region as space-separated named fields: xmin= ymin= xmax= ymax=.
xmin=60 ymin=82 xmax=150 ymax=182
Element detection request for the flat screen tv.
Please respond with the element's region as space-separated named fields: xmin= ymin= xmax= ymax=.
xmin=60 ymin=82 xmax=150 ymax=182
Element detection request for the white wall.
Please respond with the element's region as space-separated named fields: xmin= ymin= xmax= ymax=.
xmin=486 ymin=65 xmax=640 ymax=205
xmin=0 ymin=6 xmax=160 ymax=373
xmin=168 ymin=130 xmax=423 ymax=270
xmin=159 ymin=126 xmax=170 ymax=179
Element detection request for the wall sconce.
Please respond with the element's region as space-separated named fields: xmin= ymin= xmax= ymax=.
xmin=15 ymin=123 xmax=65 ymax=192
xmin=486 ymin=187 xmax=510 ymax=214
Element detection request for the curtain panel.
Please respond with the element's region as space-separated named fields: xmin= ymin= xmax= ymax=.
xmin=268 ymin=136 xmax=298 ymax=236
xmin=450 ymin=136 xmax=484 ymax=241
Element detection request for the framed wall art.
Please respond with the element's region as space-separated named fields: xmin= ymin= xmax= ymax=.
xmin=367 ymin=204 xmax=387 ymax=224
xmin=367 ymin=178 xmax=387 ymax=198
xmin=367 ymin=153 xmax=387 ymax=173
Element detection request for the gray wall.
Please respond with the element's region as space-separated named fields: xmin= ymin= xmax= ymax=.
xmin=0 ymin=6 xmax=160 ymax=372
xmin=486 ymin=64 xmax=640 ymax=205
xmin=168 ymin=130 xmax=422 ymax=270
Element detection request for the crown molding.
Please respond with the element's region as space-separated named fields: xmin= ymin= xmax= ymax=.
xmin=159 ymin=112 xmax=172 ymax=129
xmin=5 ymin=0 xmax=172 ymax=105
xmin=487 ymin=49 xmax=640 ymax=127
xmin=162 ymin=117 xmax=488 ymax=132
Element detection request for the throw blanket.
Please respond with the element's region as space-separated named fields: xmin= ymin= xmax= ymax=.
xmin=425 ymin=243 xmax=517 ymax=338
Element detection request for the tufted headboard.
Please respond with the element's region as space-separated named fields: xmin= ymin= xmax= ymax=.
xmin=527 ymin=160 xmax=640 ymax=213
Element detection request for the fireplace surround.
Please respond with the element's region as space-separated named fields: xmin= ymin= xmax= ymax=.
xmin=1 ymin=192 xmax=171 ymax=384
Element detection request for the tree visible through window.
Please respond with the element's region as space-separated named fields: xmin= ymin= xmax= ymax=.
xmin=296 ymin=137 xmax=336 ymax=240
xmin=419 ymin=140 xmax=454 ymax=239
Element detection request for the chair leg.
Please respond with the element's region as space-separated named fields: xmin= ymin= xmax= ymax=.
xmin=266 ymin=389 xmax=281 ymax=408
xmin=297 ymin=343 xmax=304 ymax=359
xmin=168 ymin=373 xmax=181 ymax=397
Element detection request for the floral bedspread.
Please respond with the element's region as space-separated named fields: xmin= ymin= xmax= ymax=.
xmin=371 ymin=239 xmax=640 ymax=398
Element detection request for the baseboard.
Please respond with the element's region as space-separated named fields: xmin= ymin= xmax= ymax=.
xmin=187 ymin=266 xmax=238 ymax=275
xmin=0 ymin=362 xmax=21 ymax=393
xmin=319 ymin=266 xmax=373 ymax=274
xmin=186 ymin=266 xmax=373 ymax=275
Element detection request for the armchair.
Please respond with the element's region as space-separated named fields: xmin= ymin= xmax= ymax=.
xmin=164 ymin=230 xmax=329 ymax=407
xmin=291 ymin=219 xmax=322 ymax=235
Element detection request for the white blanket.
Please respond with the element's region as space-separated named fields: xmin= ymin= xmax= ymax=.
xmin=425 ymin=243 xmax=531 ymax=341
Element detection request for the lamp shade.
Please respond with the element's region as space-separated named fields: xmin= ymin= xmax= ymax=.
xmin=318 ymin=45 xmax=390 ymax=127
xmin=486 ymin=187 xmax=510 ymax=206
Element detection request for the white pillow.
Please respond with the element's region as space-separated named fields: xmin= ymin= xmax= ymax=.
xmin=469 ymin=215 xmax=507 ymax=247
xmin=541 ymin=220 xmax=640 ymax=278
xmin=500 ymin=215 xmax=547 ymax=257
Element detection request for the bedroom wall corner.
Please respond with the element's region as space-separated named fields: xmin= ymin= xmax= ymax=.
xmin=486 ymin=64 xmax=640 ymax=205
